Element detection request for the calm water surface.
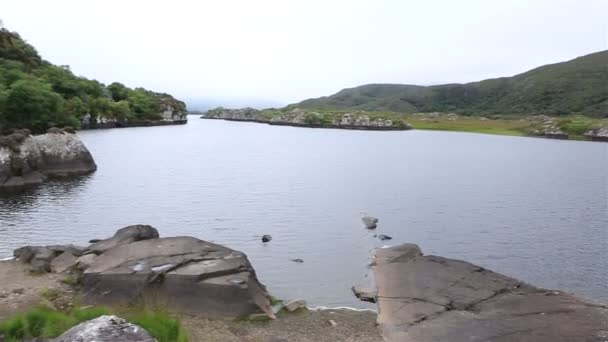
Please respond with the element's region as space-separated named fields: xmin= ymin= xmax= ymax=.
xmin=1 ymin=119 xmax=607 ymax=308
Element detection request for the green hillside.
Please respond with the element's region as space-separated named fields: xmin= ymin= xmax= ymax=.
xmin=0 ymin=27 xmax=186 ymax=133
xmin=294 ymin=51 xmax=608 ymax=117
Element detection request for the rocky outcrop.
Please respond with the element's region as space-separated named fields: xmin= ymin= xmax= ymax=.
xmin=13 ymin=225 xmax=275 ymax=319
xmin=14 ymin=245 xmax=83 ymax=273
xmin=584 ymin=127 xmax=608 ymax=141
xmin=368 ymin=244 xmax=608 ymax=342
xmin=81 ymin=236 xmax=274 ymax=318
xmin=53 ymin=315 xmax=156 ymax=342
xmin=0 ymin=130 xmax=97 ymax=189
xmin=528 ymin=115 xmax=568 ymax=139
xmin=203 ymin=107 xmax=411 ymax=131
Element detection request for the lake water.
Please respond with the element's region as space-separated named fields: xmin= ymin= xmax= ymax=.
xmin=1 ymin=118 xmax=607 ymax=308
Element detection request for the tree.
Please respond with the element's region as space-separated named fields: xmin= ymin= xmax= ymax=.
xmin=110 ymin=100 xmax=131 ymax=120
xmin=4 ymin=79 xmax=64 ymax=131
xmin=107 ymin=82 xmax=131 ymax=102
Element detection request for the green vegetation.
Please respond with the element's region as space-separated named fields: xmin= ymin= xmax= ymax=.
xmin=0 ymin=27 xmax=186 ymax=133
xmin=0 ymin=306 xmax=188 ymax=342
xmin=293 ymin=51 xmax=608 ymax=117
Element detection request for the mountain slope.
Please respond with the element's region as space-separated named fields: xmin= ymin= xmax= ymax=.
xmin=294 ymin=51 xmax=608 ymax=117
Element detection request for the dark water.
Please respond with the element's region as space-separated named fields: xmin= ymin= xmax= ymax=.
xmin=1 ymin=119 xmax=607 ymax=308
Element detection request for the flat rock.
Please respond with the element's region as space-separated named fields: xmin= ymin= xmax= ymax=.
xmin=372 ymin=244 xmax=608 ymax=342
xmin=85 ymin=225 xmax=159 ymax=255
xmin=53 ymin=315 xmax=156 ymax=342
xmin=81 ymin=236 xmax=275 ymax=319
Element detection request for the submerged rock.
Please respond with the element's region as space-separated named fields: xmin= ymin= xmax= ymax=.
xmin=85 ymin=225 xmax=159 ymax=255
xmin=370 ymin=243 xmax=608 ymax=342
xmin=262 ymin=235 xmax=272 ymax=243
xmin=53 ymin=315 xmax=155 ymax=342
xmin=0 ymin=130 xmax=97 ymax=189
xmin=81 ymin=236 xmax=275 ymax=319
xmin=362 ymin=216 xmax=378 ymax=229
xmin=377 ymin=234 xmax=392 ymax=241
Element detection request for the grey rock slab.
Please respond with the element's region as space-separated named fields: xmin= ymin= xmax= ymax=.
xmin=372 ymin=243 xmax=608 ymax=342
xmin=81 ymin=236 xmax=275 ymax=319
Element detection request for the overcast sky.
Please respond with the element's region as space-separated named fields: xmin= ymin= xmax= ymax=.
xmin=2 ymin=0 xmax=607 ymax=107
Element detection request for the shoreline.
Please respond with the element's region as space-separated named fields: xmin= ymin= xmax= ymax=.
xmin=201 ymin=116 xmax=608 ymax=142
xmin=201 ymin=116 xmax=410 ymax=131
xmin=80 ymin=119 xmax=188 ymax=130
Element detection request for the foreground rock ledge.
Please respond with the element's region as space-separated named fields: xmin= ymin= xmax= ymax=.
xmin=14 ymin=225 xmax=275 ymax=319
xmin=370 ymin=244 xmax=608 ymax=342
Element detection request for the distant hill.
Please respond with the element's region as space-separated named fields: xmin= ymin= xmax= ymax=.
xmin=293 ymin=51 xmax=608 ymax=117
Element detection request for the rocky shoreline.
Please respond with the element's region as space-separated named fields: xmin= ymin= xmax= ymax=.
xmin=3 ymin=224 xmax=607 ymax=341
xmin=80 ymin=101 xmax=188 ymax=130
xmin=202 ymin=107 xmax=412 ymax=131
xmin=80 ymin=118 xmax=187 ymax=130
xmin=360 ymin=244 xmax=608 ymax=342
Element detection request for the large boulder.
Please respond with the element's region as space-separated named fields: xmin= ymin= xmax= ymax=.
xmin=370 ymin=244 xmax=608 ymax=342
xmin=85 ymin=225 xmax=159 ymax=255
xmin=53 ymin=315 xmax=156 ymax=342
xmin=81 ymin=236 xmax=275 ymax=319
xmin=0 ymin=130 xmax=96 ymax=189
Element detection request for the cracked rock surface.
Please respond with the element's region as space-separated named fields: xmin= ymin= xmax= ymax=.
xmin=82 ymin=235 xmax=275 ymax=319
xmin=372 ymin=244 xmax=608 ymax=342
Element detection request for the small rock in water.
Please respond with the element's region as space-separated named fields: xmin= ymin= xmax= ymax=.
xmin=378 ymin=234 xmax=392 ymax=241
xmin=362 ymin=216 xmax=378 ymax=229
xmin=262 ymin=235 xmax=272 ymax=243
xmin=89 ymin=239 xmax=102 ymax=243
xmin=290 ymin=258 xmax=304 ymax=263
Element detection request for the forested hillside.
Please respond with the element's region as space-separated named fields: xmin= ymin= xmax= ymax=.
xmin=294 ymin=51 xmax=608 ymax=117
xmin=0 ymin=27 xmax=186 ymax=132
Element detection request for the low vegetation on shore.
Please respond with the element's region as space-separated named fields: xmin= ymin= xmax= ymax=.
xmin=0 ymin=305 xmax=188 ymax=342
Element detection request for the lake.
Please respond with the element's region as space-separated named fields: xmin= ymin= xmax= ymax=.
xmin=1 ymin=118 xmax=607 ymax=308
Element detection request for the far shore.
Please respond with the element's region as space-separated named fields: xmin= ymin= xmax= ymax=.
xmin=201 ymin=110 xmax=608 ymax=142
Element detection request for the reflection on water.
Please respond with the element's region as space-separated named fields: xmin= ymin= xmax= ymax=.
xmin=1 ymin=120 xmax=607 ymax=307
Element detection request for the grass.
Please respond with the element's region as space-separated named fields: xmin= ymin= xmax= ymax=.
xmin=404 ymin=114 xmax=529 ymax=136
xmin=0 ymin=306 xmax=188 ymax=342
